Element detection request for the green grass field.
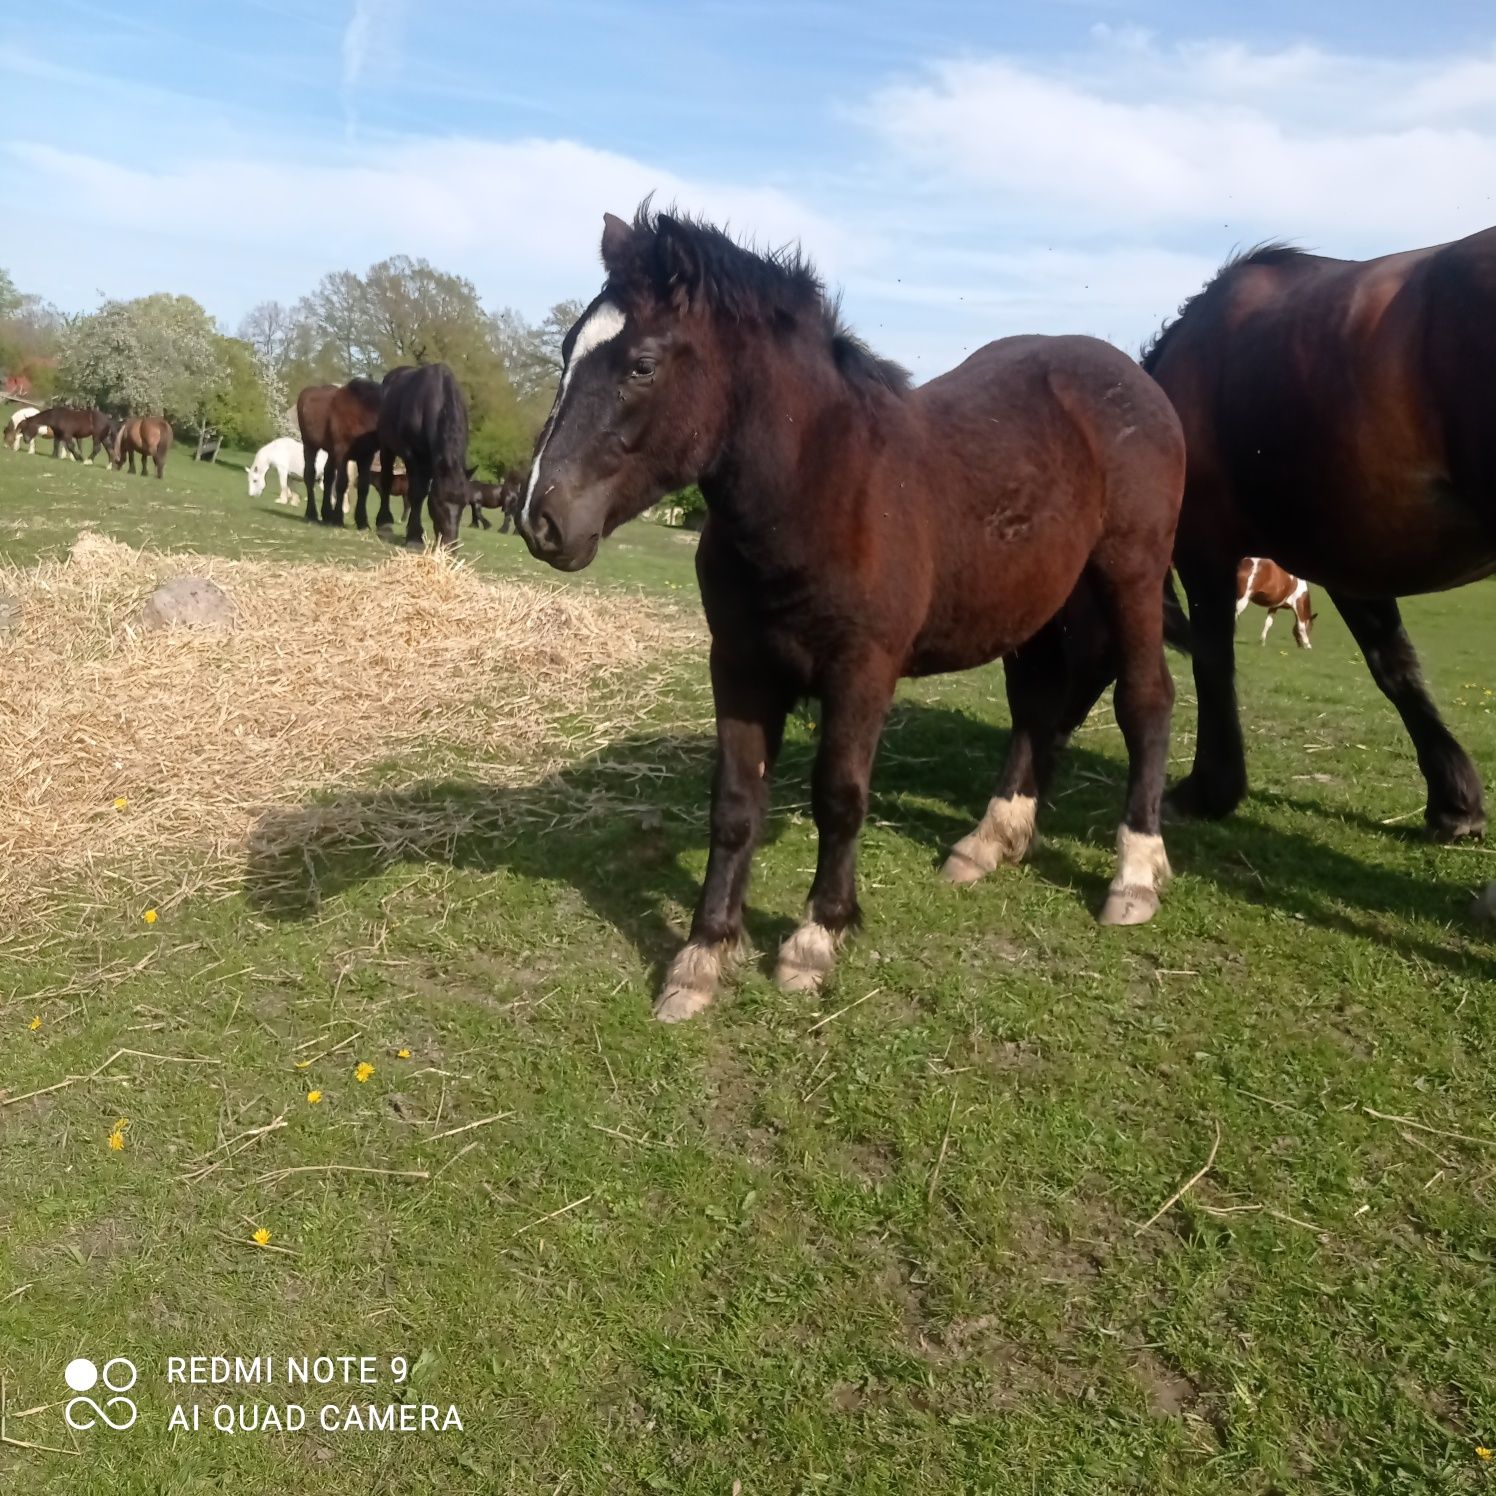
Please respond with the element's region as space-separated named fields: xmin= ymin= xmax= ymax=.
xmin=1 ymin=445 xmax=1493 ymax=1494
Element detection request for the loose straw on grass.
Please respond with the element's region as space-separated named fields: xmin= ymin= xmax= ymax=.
xmin=1 ymin=1046 xmax=220 ymax=1110
xmin=0 ymin=532 xmax=689 ymax=914
xmin=1135 ymin=1121 xmax=1222 ymax=1236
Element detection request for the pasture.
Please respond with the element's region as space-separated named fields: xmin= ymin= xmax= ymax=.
xmin=1 ymin=448 xmax=1493 ymax=1493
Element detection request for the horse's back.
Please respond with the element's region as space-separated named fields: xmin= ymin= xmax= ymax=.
xmin=918 ymin=333 xmax=1183 ymax=489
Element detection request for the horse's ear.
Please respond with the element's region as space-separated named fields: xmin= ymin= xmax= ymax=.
xmin=601 ymin=212 xmax=632 ymax=275
xmin=653 ymin=214 xmax=701 ymax=311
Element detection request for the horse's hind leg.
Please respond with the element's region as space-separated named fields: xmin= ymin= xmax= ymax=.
xmin=941 ymin=622 xmax=1068 ymax=885
xmin=774 ymin=655 xmax=899 ymax=995
xmin=1090 ymin=549 xmax=1176 ymax=926
xmin=1332 ymin=594 xmax=1484 ymax=841
xmin=656 ymin=652 xmax=792 ymax=1022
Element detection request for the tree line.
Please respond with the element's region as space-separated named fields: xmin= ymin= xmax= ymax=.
xmin=0 ymin=260 xmax=580 ymax=474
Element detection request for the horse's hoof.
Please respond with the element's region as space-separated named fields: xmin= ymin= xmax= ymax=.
xmin=403 ymin=539 xmax=425 ymax=553
xmin=1426 ymin=808 xmax=1485 ymax=843
xmin=1163 ymin=775 xmax=1243 ymax=823
xmin=774 ymin=921 xmax=839 ymax=994
xmin=654 ymin=941 xmax=735 ymax=1022
xmin=653 ymin=983 xmax=714 ymax=1023
xmin=1471 ymin=883 xmax=1496 ymax=924
xmin=940 ymin=847 xmax=990 ymax=886
xmin=1099 ymin=886 xmax=1161 ymax=926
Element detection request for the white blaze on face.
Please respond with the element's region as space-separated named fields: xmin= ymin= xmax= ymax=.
xmin=522 ymin=299 xmax=628 ymax=526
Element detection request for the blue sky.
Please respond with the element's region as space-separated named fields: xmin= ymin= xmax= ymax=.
xmin=4 ymin=0 xmax=1495 ymax=377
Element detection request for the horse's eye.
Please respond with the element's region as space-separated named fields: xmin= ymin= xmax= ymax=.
xmin=631 ymin=357 xmax=656 ymax=379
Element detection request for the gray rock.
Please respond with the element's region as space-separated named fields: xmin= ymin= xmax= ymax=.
xmin=139 ymin=576 xmax=235 ymax=632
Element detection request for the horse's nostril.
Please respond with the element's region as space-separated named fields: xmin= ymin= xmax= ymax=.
xmin=534 ymin=510 xmax=562 ymax=553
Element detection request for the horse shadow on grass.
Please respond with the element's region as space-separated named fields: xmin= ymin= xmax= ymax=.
xmin=243 ymin=700 xmax=1494 ymax=988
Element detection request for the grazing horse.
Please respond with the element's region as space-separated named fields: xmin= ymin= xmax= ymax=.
xmin=18 ymin=405 xmax=113 ymax=463
xmin=246 ymin=436 xmax=328 ymax=504
xmin=1236 ymin=558 xmax=1315 ymax=648
xmin=1145 ymin=230 xmax=1496 ymax=919
xmin=466 ymin=471 xmax=522 ymax=531
xmin=374 ymin=364 xmax=471 ymax=548
xmin=2 ymin=405 xmax=70 ymax=457
xmin=296 ymin=380 xmax=386 ymax=526
xmin=112 ymin=416 xmax=173 ymax=478
xmin=518 ymin=207 xmax=1186 ymax=1021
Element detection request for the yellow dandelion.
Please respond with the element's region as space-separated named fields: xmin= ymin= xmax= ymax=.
xmin=306 ymin=1090 xmax=323 ymax=1105
xmin=1477 ymin=1446 xmax=1493 ymax=1461
xmin=29 ymin=1015 xmax=41 ymax=1032
xmin=142 ymin=909 xmax=158 ymax=925
xmin=252 ymin=1227 xmax=272 ymax=1247
xmin=107 ymin=1119 xmax=128 ymax=1151
xmin=397 ymin=1048 xmax=411 ymax=1060
xmin=355 ymin=1061 xmax=375 ymax=1083
xmin=113 ymin=796 xmax=128 ymax=811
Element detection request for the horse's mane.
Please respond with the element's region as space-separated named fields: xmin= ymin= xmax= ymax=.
xmin=623 ymin=203 xmax=911 ymax=398
xmin=1140 ymin=241 xmax=1308 ymax=373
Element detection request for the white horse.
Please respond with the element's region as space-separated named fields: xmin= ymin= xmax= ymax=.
xmin=3 ymin=406 xmax=75 ymax=459
xmin=246 ymin=437 xmax=326 ymax=504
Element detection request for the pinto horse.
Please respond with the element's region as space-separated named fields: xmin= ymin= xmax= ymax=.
xmin=518 ymin=207 xmax=1186 ymax=1021
xmin=296 ymin=380 xmax=386 ymax=526
xmin=374 ymin=364 xmax=471 ymax=548
xmin=18 ymin=405 xmax=113 ymax=463
xmin=112 ymin=416 xmax=173 ymax=477
xmin=1145 ymin=230 xmax=1496 ymax=920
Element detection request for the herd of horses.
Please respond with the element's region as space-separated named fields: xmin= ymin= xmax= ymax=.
xmin=3 ymin=404 xmax=173 ymax=477
xmin=514 ymin=207 xmax=1495 ymax=1020
xmin=2 ymin=206 xmax=1491 ymax=1021
xmin=291 ymin=366 xmax=520 ymax=547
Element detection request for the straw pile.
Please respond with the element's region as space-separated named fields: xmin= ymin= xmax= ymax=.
xmin=0 ymin=532 xmax=691 ymax=913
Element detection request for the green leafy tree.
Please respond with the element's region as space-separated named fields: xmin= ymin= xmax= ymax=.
xmin=60 ymin=294 xmax=228 ymax=426
xmin=0 ymin=267 xmax=19 ymax=322
xmin=202 ymin=336 xmax=278 ymax=447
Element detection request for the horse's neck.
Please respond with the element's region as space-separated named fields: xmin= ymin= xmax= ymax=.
xmin=705 ymin=352 xmax=870 ymax=526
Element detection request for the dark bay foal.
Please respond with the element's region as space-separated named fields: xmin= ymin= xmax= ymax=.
xmin=519 ymin=208 xmax=1186 ymax=1021
xmin=296 ymin=379 xmax=384 ymax=526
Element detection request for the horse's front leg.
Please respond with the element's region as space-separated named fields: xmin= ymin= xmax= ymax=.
xmin=373 ymin=447 xmax=396 ymax=530
xmin=775 ymin=661 xmax=896 ymax=994
xmin=303 ymin=452 xmax=320 ymax=521
xmin=1166 ymin=554 xmax=1248 ymax=820
xmin=655 ymin=652 xmax=790 ymax=1022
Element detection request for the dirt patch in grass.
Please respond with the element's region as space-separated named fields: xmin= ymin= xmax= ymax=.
xmin=0 ymin=532 xmax=690 ymax=913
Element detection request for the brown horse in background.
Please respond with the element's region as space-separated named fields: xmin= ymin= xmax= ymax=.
xmin=296 ymin=379 xmax=387 ymax=526
xmin=18 ymin=405 xmax=114 ymax=463
xmin=112 ymin=416 xmax=173 ymax=478
xmin=518 ymin=207 xmax=1186 ymax=1021
xmin=467 ymin=471 xmax=521 ymax=531
xmin=1144 ymin=230 xmax=1496 ymax=920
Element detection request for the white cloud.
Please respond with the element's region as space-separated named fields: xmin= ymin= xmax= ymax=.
xmin=3 ymin=136 xmax=855 ymax=323
xmin=866 ymin=34 xmax=1496 ymax=247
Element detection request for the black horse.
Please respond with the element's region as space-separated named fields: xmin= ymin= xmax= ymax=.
xmin=373 ymin=365 xmax=471 ymax=549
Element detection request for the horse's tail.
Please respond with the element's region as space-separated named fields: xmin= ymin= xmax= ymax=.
xmin=156 ymin=420 xmax=174 ymax=457
xmin=434 ymin=365 xmax=470 ymax=492
xmin=1163 ymin=571 xmax=1192 ymax=655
